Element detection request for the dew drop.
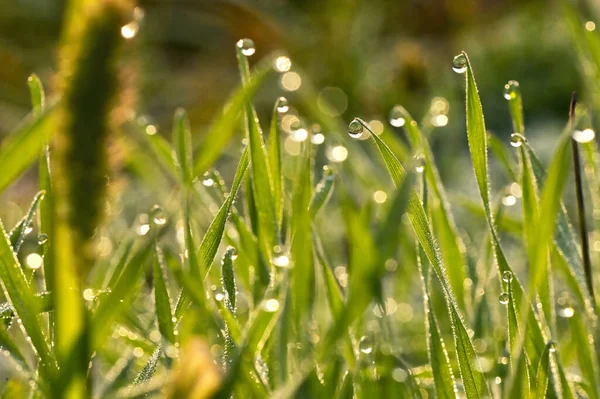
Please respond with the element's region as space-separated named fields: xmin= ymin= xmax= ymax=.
xmin=503 ymin=80 xmax=520 ymax=100
xmin=389 ymin=106 xmax=405 ymax=127
xmin=273 ymin=255 xmax=290 ymax=268
xmin=202 ymin=173 xmax=215 ymax=187
xmin=236 ymin=38 xmax=255 ymax=56
xmin=37 ymin=234 xmax=48 ymax=246
xmin=414 ymin=155 xmax=425 ymax=173
xmin=358 ymin=335 xmax=373 ymax=354
xmin=24 ymin=225 xmax=33 ymax=235
xmin=502 ymin=271 xmax=513 ymax=283
xmin=136 ymin=223 xmax=150 ymax=236
xmin=549 ymin=342 xmax=556 ymax=353
xmin=263 ymin=298 xmax=280 ymax=312
xmin=499 ymin=293 xmax=509 ymax=305
xmin=510 ymin=133 xmax=525 ymax=148
xmin=348 ymin=119 xmax=365 ymax=139
xmin=558 ymin=306 xmax=575 ymax=318
xmin=83 ymin=288 xmax=96 ymax=302
xmin=452 ymin=53 xmax=468 ymax=74
xmin=150 ymin=205 xmax=167 ymax=225
xmin=276 ymin=97 xmax=289 ymax=113
xmin=573 ymin=128 xmax=595 ymax=143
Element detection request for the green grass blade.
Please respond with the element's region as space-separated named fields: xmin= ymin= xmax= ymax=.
xmin=0 ymin=219 xmax=57 ymax=378
xmin=458 ymin=52 xmax=546 ymax=368
xmin=9 ymin=191 xmax=45 ymax=253
xmin=153 ymin=245 xmax=175 ymax=344
xmin=221 ymin=246 xmax=237 ymax=314
xmin=173 ymin=108 xmax=193 ymax=185
xmin=93 ymin=236 xmax=156 ymax=345
xmin=398 ymin=105 xmax=468 ymax=311
xmin=290 ymin=142 xmax=314 ymax=329
xmin=192 ymin=57 xmax=273 ymax=178
xmin=131 ymin=348 xmax=162 ymax=386
xmin=236 ymin=47 xmax=277 ymax=256
xmin=269 ymin=99 xmax=284 ymax=227
xmin=27 ymin=74 xmax=45 ymax=118
xmin=0 ymin=103 xmax=57 ymax=194
xmin=309 ymin=167 xmax=335 ymax=219
xmin=356 ymin=119 xmax=490 ymax=397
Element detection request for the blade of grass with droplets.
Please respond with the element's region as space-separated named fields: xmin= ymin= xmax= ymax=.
xmin=504 ymin=279 xmax=531 ymax=397
xmin=417 ymin=173 xmax=456 ymax=399
xmin=131 ymin=348 xmax=162 ymax=386
xmin=524 ymin=140 xmax=594 ymax=308
xmin=192 ymin=56 xmax=273 ymax=178
xmin=309 ymin=167 xmax=335 ymax=219
xmin=269 ymin=99 xmax=284 ymax=228
xmin=93 ymin=236 xmax=156 ymax=346
xmin=356 ymin=119 xmax=490 ymax=397
xmin=458 ymin=52 xmax=546 ymax=367
xmin=397 ymin=105 xmax=468 ymax=311
xmin=534 ymin=344 xmax=551 ymax=399
xmin=0 ymin=219 xmax=57 ymax=379
xmin=568 ymin=309 xmax=600 ymax=399
xmin=290 ymin=141 xmax=314 ymax=329
xmin=9 ymin=191 xmax=45 ymax=253
xmin=236 ymin=47 xmax=277 ymax=258
xmin=518 ymin=145 xmax=555 ymax=330
xmin=153 ymin=245 xmax=175 ymax=344
xmin=0 ymin=103 xmax=57 ymax=194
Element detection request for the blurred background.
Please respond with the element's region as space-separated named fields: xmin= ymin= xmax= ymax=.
xmin=0 ymin=0 xmax=595 ymax=200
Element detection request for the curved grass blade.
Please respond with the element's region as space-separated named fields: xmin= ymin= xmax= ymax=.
xmin=397 ymin=105 xmax=468 ymax=311
xmin=9 ymin=191 xmax=45 ymax=253
xmin=309 ymin=167 xmax=335 ymax=219
xmin=193 ymin=56 xmax=273 ymax=178
xmin=154 ymin=245 xmax=175 ymax=344
xmin=0 ymin=103 xmax=57 ymax=194
xmin=221 ymin=246 xmax=237 ymax=315
xmin=0 ymin=219 xmax=57 ymax=378
xmin=131 ymin=348 xmax=162 ymax=386
xmin=354 ymin=118 xmax=490 ymax=398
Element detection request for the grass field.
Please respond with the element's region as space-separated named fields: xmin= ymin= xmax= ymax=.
xmin=2 ymin=1 xmax=600 ymax=398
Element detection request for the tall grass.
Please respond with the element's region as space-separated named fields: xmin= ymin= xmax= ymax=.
xmin=1 ymin=1 xmax=600 ymax=398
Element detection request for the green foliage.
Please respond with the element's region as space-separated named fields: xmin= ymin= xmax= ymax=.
xmin=3 ymin=4 xmax=600 ymax=398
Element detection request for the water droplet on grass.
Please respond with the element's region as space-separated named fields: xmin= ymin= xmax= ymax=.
xmin=37 ymin=234 xmax=48 ymax=245
xmin=202 ymin=173 xmax=215 ymax=187
xmin=150 ymin=205 xmax=167 ymax=225
xmin=273 ymin=255 xmax=290 ymax=268
xmin=502 ymin=194 xmax=516 ymax=207
xmin=510 ymin=133 xmax=525 ymax=148
xmin=502 ymin=271 xmax=513 ymax=282
xmin=499 ymin=293 xmax=509 ymax=305
xmin=452 ymin=53 xmax=467 ymax=74
xmin=549 ymin=342 xmax=556 ymax=353
xmin=263 ymin=298 xmax=280 ymax=312
xmin=24 ymin=225 xmax=33 ymax=235
xmin=276 ymin=97 xmax=289 ymax=113
xmin=348 ymin=119 xmax=364 ymax=139
xmin=236 ymin=38 xmax=255 ymax=56
xmin=414 ymin=155 xmax=425 ymax=173
xmin=121 ymin=22 xmax=139 ymax=40
xmin=573 ymin=128 xmax=595 ymax=143
xmin=558 ymin=306 xmax=575 ymax=318
xmin=83 ymin=288 xmax=96 ymax=302
xmin=358 ymin=336 xmax=373 ymax=354
xmin=389 ymin=106 xmax=405 ymax=127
